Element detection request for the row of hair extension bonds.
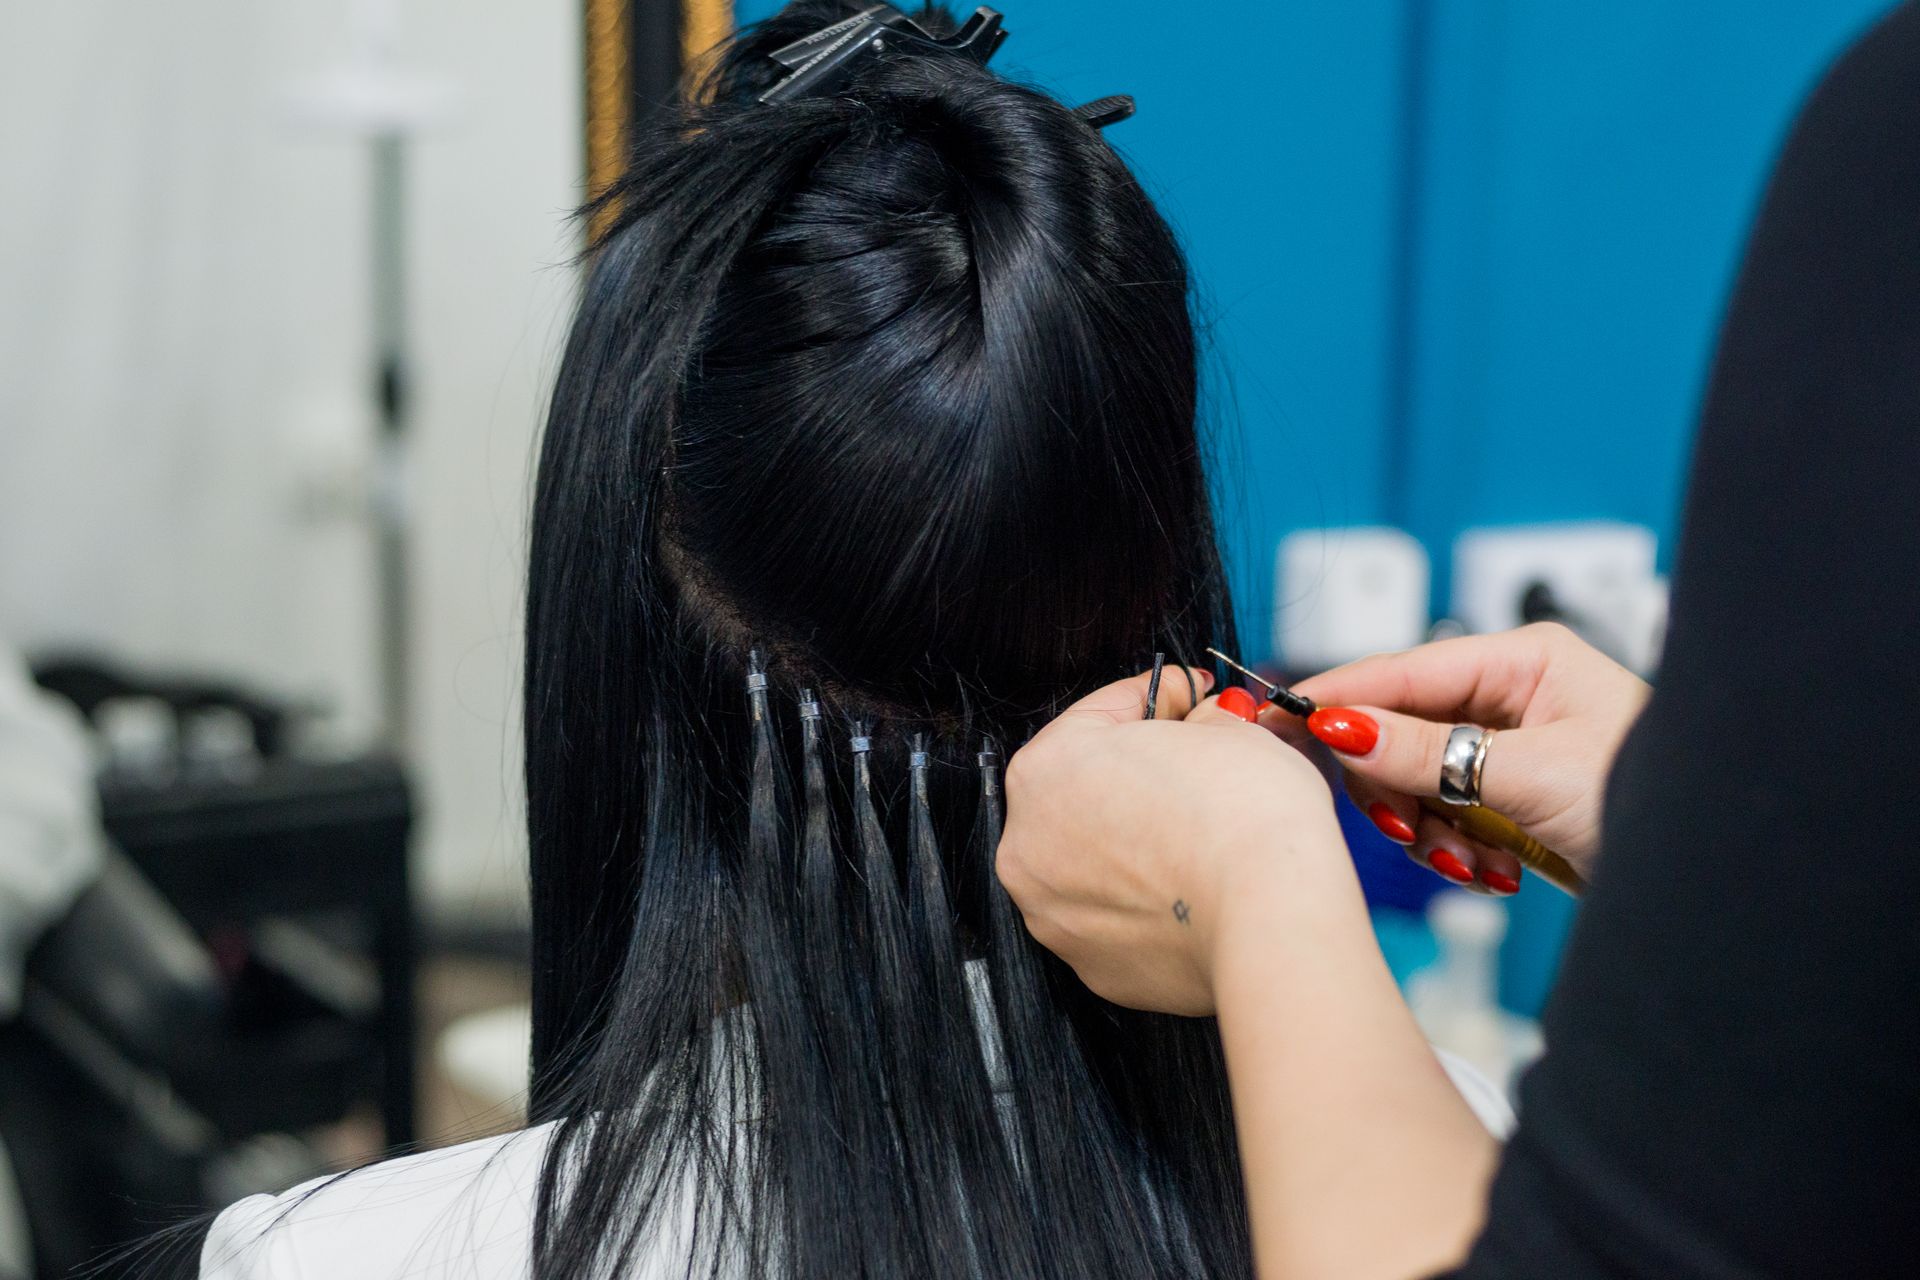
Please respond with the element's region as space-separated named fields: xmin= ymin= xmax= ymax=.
xmin=741 ymin=651 xmax=882 ymax=1271
xmin=793 ymin=687 xmax=925 ymax=1273
xmin=831 ymin=698 xmax=1183 ymax=1278
xmin=752 ymin=662 xmax=1039 ymax=1275
xmin=747 ymin=655 xmax=1232 ymax=1276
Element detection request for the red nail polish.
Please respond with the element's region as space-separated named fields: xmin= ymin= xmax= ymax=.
xmin=1365 ymin=802 xmax=1416 ymax=845
xmin=1217 ymin=686 xmax=1258 ymax=722
xmin=1480 ymin=870 xmax=1520 ymax=895
xmin=1428 ymin=850 xmax=1474 ymax=885
xmin=1307 ymin=707 xmax=1379 ymax=755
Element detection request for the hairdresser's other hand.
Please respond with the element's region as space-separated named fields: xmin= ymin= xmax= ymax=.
xmin=1292 ymin=623 xmax=1650 ymax=889
xmin=998 ymin=670 xmax=1354 ymax=1016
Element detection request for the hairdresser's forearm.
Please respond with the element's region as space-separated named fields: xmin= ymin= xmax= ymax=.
xmin=1210 ymin=853 xmax=1498 ymax=1279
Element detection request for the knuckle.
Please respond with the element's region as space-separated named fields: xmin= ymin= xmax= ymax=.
xmin=993 ymin=839 xmax=1031 ymax=896
xmin=1002 ymin=747 xmax=1038 ymax=796
xmin=1524 ymin=620 xmax=1575 ymax=649
xmin=1024 ymin=911 xmax=1067 ymax=955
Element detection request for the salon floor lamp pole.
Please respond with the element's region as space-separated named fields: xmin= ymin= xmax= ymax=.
xmin=369 ymin=129 xmax=411 ymax=753
xmin=288 ymin=0 xmax=455 ymax=752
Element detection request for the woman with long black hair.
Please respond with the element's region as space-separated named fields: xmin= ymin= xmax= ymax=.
xmin=200 ymin=4 xmax=1510 ymax=1277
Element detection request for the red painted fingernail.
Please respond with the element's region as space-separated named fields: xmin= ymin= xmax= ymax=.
xmin=1480 ymin=870 xmax=1521 ymax=896
xmin=1306 ymin=707 xmax=1379 ymax=755
xmin=1217 ymin=686 xmax=1258 ymax=722
xmin=1428 ymin=850 xmax=1474 ymax=885
xmin=1365 ymin=801 xmax=1416 ymax=845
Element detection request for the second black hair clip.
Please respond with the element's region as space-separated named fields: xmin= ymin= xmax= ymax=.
xmin=1072 ymin=95 xmax=1135 ymax=129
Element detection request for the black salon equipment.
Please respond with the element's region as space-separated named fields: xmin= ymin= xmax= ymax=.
xmin=0 ymin=656 xmax=415 ymax=1277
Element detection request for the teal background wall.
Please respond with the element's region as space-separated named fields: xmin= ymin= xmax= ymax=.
xmin=738 ymin=0 xmax=1897 ymax=1013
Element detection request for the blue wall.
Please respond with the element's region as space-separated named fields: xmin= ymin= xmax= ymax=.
xmin=742 ymin=0 xmax=1894 ymax=643
xmin=1394 ymin=2 xmax=1895 ymax=607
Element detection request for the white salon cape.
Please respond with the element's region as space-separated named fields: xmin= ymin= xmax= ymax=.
xmin=200 ymin=975 xmax=1514 ymax=1280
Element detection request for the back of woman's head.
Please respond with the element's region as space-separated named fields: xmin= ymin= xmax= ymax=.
xmin=526 ymin=4 xmax=1248 ymax=1277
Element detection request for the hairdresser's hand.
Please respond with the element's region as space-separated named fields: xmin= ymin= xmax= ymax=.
xmin=998 ymin=669 xmax=1355 ymax=1016
xmin=1291 ymin=623 xmax=1650 ymax=891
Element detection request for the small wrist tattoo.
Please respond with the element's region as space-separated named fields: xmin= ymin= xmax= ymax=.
xmin=1172 ymin=899 xmax=1191 ymax=925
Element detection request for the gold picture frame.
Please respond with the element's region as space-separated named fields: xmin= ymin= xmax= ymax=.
xmin=584 ymin=0 xmax=736 ymax=211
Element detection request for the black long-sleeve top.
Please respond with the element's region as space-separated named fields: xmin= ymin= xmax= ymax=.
xmin=1445 ymin=4 xmax=1920 ymax=1276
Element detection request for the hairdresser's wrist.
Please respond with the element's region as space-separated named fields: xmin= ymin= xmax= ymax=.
xmin=1196 ymin=809 xmax=1366 ymax=1002
xmin=1208 ymin=823 xmax=1499 ymax=1280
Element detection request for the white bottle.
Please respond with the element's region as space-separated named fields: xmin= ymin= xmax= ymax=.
xmin=1409 ymin=891 xmax=1516 ymax=1092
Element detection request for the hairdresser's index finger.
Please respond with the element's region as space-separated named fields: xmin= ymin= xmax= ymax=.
xmin=1293 ymin=632 xmax=1549 ymax=727
xmin=1045 ymin=667 xmax=1210 ymax=734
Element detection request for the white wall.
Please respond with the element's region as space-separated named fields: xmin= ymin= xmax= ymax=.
xmin=0 ymin=1 xmax=583 ymax=916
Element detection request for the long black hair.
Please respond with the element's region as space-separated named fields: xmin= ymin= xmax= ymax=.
xmin=525 ymin=4 xmax=1250 ymax=1276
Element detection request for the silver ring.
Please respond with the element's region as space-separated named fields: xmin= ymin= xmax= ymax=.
xmin=1439 ymin=725 xmax=1495 ymax=806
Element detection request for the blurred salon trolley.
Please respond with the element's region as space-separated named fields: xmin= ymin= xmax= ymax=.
xmin=34 ymin=657 xmax=418 ymax=1147
xmin=97 ymin=753 xmax=417 ymax=1145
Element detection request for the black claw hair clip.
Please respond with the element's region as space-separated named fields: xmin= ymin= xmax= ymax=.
xmin=759 ymin=3 xmax=1138 ymax=129
xmin=1072 ymin=94 xmax=1135 ymax=129
xmin=760 ymin=4 xmax=1010 ymax=104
